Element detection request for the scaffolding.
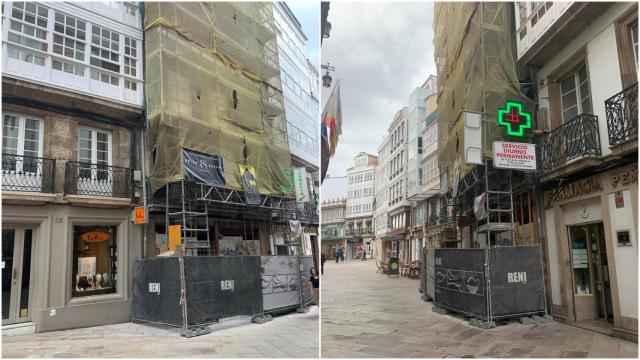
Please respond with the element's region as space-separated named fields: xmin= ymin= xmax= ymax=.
xmin=434 ymin=2 xmax=530 ymax=248
xmin=143 ymin=2 xmax=299 ymax=255
xmin=145 ymin=2 xmax=292 ymax=195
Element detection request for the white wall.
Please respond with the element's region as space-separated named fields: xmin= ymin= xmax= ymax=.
xmin=607 ymin=190 xmax=638 ymax=318
xmin=563 ymin=196 xmax=603 ymax=225
xmin=545 ymin=208 xmax=563 ymax=306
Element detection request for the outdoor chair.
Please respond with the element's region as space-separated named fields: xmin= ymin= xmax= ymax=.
xmin=375 ymin=260 xmax=383 ymax=273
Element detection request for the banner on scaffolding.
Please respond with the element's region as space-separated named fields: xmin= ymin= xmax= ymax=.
xmin=239 ymin=163 xmax=261 ymax=205
xmin=182 ymin=148 xmax=225 ymax=186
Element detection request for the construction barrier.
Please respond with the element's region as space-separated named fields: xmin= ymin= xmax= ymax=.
xmin=133 ymin=255 xmax=313 ymax=335
xmin=421 ymin=245 xmax=546 ymax=323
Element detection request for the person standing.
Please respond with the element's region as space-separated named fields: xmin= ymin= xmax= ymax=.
xmin=307 ymin=267 xmax=320 ymax=306
xmin=335 ymin=249 xmax=340 ymax=264
xmin=362 ymin=249 xmax=367 ymax=261
xmin=321 ymin=253 xmax=326 ymax=274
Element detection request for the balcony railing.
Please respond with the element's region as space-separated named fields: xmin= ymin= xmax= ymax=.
xmin=1 ymin=154 xmax=56 ymax=193
xmin=605 ymin=82 xmax=638 ymax=147
xmin=64 ymin=161 xmax=132 ymax=198
xmin=345 ymin=228 xmax=373 ymax=236
xmin=536 ymin=113 xmax=601 ymax=175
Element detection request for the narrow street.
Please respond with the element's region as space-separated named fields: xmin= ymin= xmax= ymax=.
xmin=321 ymin=261 xmax=637 ymax=358
xmin=2 ymin=308 xmax=319 ymax=358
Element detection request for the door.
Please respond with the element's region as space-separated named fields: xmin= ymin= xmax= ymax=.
xmin=78 ymin=127 xmax=112 ymax=196
xmin=2 ymin=227 xmax=35 ymax=325
xmin=568 ymin=222 xmax=613 ymax=323
xmin=589 ymin=223 xmax=613 ymax=323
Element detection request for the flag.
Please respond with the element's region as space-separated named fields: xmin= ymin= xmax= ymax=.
xmin=321 ymin=81 xmax=342 ymax=157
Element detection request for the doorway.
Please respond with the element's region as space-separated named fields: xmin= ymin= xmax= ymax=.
xmin=568 ymin=222 xmax=613 ymax=324
xmin=2 ymin=227 xmax=35 ymax=325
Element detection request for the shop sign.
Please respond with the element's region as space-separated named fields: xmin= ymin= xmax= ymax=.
xmin=80 ymin=231 xmax=110 ymax=243
xmin=549 ymin=176 xmax=602 ymax=202
xmin=133 ymin=206 xmax=147 ymax=224
xmin=611 ymin=167 xmax=638 ymax=188
xmin=497 ymin=101 xmax=532 ymax=137
xmin=493 ymin=142 xmax=536 ymax=171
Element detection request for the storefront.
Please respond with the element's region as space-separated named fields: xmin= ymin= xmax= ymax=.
xmin=542 ymin=164 xmax=637 ymax=340
xmin=2 ymin=204 xmax=140 ymax=333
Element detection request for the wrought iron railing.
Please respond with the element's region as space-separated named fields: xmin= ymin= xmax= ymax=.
xmin=1 ymin=153 xmax=56 ymax=193
xmin=605 ymin=82 xmax=638 ymax=146
xmin=535 ymin=113 xmax=601 ymax=175
xmin=64 ymin=161 xmax=132 ymax=198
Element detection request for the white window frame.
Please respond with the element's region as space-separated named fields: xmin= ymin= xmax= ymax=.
xmin=560 ymin=64 xmax=592 ymax=123
xmin=77 ymin=126 xmax=112 ymax=167
xmin=2 ymin=112 xmax=44 ymax=159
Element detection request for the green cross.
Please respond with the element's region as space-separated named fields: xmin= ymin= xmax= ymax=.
xmin=497 ymin=101 xmax=532 ymax=137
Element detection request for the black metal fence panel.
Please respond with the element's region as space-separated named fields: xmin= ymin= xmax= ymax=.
xmin=132 ymin=257 xmax=183 ymax=327
xmin=434 ymin=248 xmax=487 ymax=319
xmin=425 ymin=248 xmax=435 ymax=300
xmin=488 ymin=246 xmax=545 ymax=318
xmin=183 ymin=256 xmax=262 ymax=325
xmin=260 ymin=256 xmax=301 ymax=311
xmin=299 ymin=256 xmax=315 ymax=305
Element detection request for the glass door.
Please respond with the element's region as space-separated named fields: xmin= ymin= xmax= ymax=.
xmin=589 ymin=223 xmax=613 ymax=323
xmin=1 ymin=227 xmax=34 ymax=325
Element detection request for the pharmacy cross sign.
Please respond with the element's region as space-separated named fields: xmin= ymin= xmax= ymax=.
xmin=497 ymin=101 xmax=532 ymax=137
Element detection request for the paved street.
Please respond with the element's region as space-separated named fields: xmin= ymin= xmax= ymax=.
xmin=2 ymin=307 xmax=318 ymax=358
xmin=321 ymin=260 xmax=637 ymax=358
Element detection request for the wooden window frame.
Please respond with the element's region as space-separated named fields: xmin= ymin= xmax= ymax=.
xmin=614 ymin=5 xmax=639 ymax=89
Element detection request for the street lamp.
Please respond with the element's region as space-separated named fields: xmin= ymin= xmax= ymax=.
xmin=323 ymin=21 xmax=332 ymax=39
xmin=321 ymin=63 xmax=335 ymax=88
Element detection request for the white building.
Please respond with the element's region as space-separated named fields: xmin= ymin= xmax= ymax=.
xmin=2 ymin=1 xmax=144 ymax=107
xmin=374 ymin=136 xmax=391 ymax=261
xmin=344 ymin=152 xmax=378 ymax=260
xmin=2 ymin=1 xmax=144 ymax=333
xmin=273 ymin=2 xmax=320 ymax=186
xmin=516 ymin=1 xmax=637 ymax=340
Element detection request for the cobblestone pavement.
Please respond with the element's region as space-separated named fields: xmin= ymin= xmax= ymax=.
xmin=321 ymin=260 xmax=638 ymax=358
xmin=2 ymin=307 xmax=318 ymax=358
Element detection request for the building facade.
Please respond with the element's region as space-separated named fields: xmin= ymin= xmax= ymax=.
xmin=516 ymin=1 xmax=638 ymax=340
xmin=375 ymin=109 xmax=411 ymax=262
xmin=344 ymin=153 xmax=377 ymax=260
xmin=373 ymin=137 xmax=390 ymax=262
xmin=2 ymin=1 xmax=144 ymax=333
xmin=273 ymin=2 xmax=321 ymax=258
xmin=320 ymin=175 xmax=347 ymax=260
xmin=406 ymin=76 xmax=437 ymax=261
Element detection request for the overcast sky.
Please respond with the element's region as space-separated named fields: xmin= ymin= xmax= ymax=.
xmin=286 ymin=1 xmax=320 ymax=68
xmin=321 ymin=2 xmax=436 ymax=177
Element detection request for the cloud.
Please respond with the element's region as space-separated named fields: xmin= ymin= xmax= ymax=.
xmin=321 ymin=2 xmax=436 ymax=177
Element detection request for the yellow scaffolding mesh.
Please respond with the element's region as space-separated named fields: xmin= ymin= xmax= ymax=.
xmin=434 ymin=2 xmax=535 ymax=187
xmin=144 ymin=2 xmax=292 ymax=195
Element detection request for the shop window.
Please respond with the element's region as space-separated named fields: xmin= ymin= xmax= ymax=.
xmin=72 ymin=225 xmax=117 ymax=297
xmin=570 ymin=227 xmax=591 ymax=294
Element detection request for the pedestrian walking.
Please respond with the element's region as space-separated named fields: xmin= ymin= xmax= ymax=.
xmin=321 ymin=253 xmax=326 ymax=274
xmin=362 ymin=249 xmax=367 ymax=261
xmin=307 ymin=267 xmax=320 ymax=306
xmin=335 ymin=249 xmax=340 ymax=264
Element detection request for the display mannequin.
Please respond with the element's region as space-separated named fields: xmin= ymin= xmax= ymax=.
xmin=96 ymin=274 xmax=102 ymax=289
